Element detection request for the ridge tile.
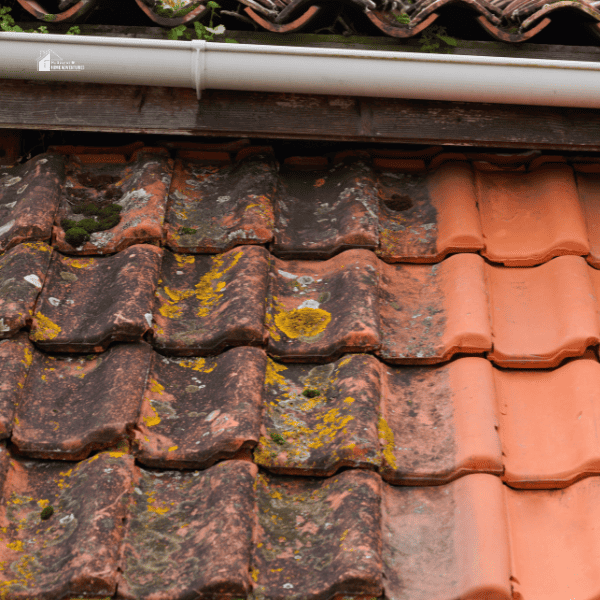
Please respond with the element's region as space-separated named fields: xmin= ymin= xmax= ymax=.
xmin=164 ymin=151 xmax=276 ymax=253
xmin=0 ymin=154 xmax=64 ymax=253
xmin=0 ymin=242 xmax=53 ymax=339
xmin=52 ymin=148 xmax=173 ymax=255
xmin=30 ymin=245 xmax=162 ymax=352
xmin=134 ymin=347 xmax=266 ymax=469
xmin=12 ymin=343 xmax=152 ymax=460
xmin=118 ymin=460 xmax=257 ymax=600
xmin=152 ymin=245 xmax=269 ymax=355
xmin=252 ymin=469 xmax=382 ymax=600
xmin=0 ymin=450 xmax=134 ymax=600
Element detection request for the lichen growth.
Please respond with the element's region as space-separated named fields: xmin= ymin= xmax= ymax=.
xmin=378 ymin=415 xmax=397 ymax=470
xmin=274 ymin=307 xmax=331 ymax=339
xmin=30 ymin=312 xmax=61 ymax=341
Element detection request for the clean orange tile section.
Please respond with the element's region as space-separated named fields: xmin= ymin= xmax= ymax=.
xmin=477 ymin=164 xmax=590 ymax=266
xmin=505 ymin=476 xmax=600 ymax=600
xmin=486 ymin=255 xmax=600 ymax=367
xmin=497 ymin=357 xmax=600 ymax=488
xmin=382 ymin=473 xmax=511 ymax=600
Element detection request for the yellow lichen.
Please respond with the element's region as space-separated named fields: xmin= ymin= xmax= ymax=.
xmin=37 ymin=499 xmax=49 ymax=508
xmin=21 ymin=346 xmax=33 ymax=369
xmin=64 ymin=257 xmax=95 ymax=269
xmin=265 ymin=359 xmax=288 ymax=387
xmin=178 ymin=357 xmax=215 ymax=373
xmin=195 ymin=251 xmax=242 ymax=317
xmin=108 ymin=451 xmax=126 ymax=458
xmin=23 ymin=241 xmax=52 ymax=253
xmin=148 ymin=379 xmax=164 ymax=394
xmin=143 ymin=405 xmax=161 ymax=428
xmin=343 ymin=397 xmax=355 ymax=404
xmin=159 ymin=303 xmax=183 ymax=319
xmin=174 ymin=254 xmax=195 ymax=265
xmin=378 ymin=416 xmax=397 ymax=470
xmin=6 ymin=541 xmax=23 ymax=552
xmin=251 ymin=568 xmax=259 ymax=582
xmin=167 ymin=446 xmax=178 ymax=452
xmin=147 ymin=495 xmax=169 ymax=515
xmin=30 ymin=312 xmax=61 ymax=342
xmin=274 ymin=307 xmax=331 ymax=339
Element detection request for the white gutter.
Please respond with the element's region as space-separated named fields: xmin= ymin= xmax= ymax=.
xmin=0 ymin=30 xmax=600 ymax=107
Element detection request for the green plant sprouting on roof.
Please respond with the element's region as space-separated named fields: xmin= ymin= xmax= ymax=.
xmin=418 ymin=25 xmax=458 ymax=53
xmin=0 ymin=6 xmax=80 ymax=34
xmin=394 ymin=13 xmax=410 ymax=25
xmin=154 ymin=0 xmax=198 ymax=18
xmin=61 ymin=202 xmax=122 ymax=247
xmin=167 ymin=1 xmax=237 ymax=42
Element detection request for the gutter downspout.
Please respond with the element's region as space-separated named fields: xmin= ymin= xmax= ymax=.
xmin=1 ymin=31 xmax=600 ymax=107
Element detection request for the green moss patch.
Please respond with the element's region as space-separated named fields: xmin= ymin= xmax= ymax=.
xmin=61 ymin=202 xmax=122 ymax=246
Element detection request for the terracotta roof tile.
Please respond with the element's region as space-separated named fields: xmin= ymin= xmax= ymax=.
xmin=118 ymin=460 xmax=257 ymax=600
xmin=152 ymin=245 xmax=269 ymax=355
xmin=0 ymin=242 xmax=53 ymax=338
xmin=476 ymin=164 xmax=590 ymax=266
xmin=486 ymin=255 xmax=600 ymax=367
xmin=0 ymin=155 xmax=64 ymax=252
xmin=164 ymin=151 xmax=277 ymax=253
xmin=30 ymin=245 xmax=162 ymax=352
xmin=252 ymin=469 xmax=382 ymax=600
xmin=134 ymin=347 xmax=265 ymax=469
xmin=12 ymin=343 xmax=152 ymax=460
xmin=53 ymin=149 xmax=172 ymax=255
xmin=0 ymin=449 xmax=134 ymax=600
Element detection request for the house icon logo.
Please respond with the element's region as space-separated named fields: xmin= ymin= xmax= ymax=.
xmin=37 ymin=49 xmax=84 ymax=71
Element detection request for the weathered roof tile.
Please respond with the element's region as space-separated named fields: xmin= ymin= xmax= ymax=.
xmin=152 ymin=245 xmax=269 ymax=354
xmin=0 ymin=242 xmax=53 ymax=339
xmin=30 ymin=245 xmax=162 ymax=352
xmin=12 ymin=343 xmax=152 ymax=460
xmin=134 ymin=347 xmax=266 ymax=469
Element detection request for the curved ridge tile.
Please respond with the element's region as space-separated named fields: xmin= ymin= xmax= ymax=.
xmin=0 ymin=242 xmax=53 ymax=339
xmin=267 ymin=249 xmax=381 ymax=362
xmin=152 ymin=245 xmax=269 ymax=354
xmin=118 ymin=460 xmax=257 ymax=600
xmin=254 ymin=354 xmax=381 ymax=475
xmin=380 ymin=357 xmax=502 ymax=485
xmin=252 ymin=469 xmax=382 ymax=600
xmin=53 ymin=149 xmax=173 ymax=255
xmin=272 ymin=159 xmax=379 ymax=259
xmin=377 ymin=162 xmax=483 ymax=263
xmin=0 ymin=154 xmax=64 ymax=252
xmin=497 ymin=357 xmax=600 ymax=488
xmin=0 ymin=335 xmax=33 ymax=439
xmin=16 ymin=0 xmax=99 ymax=22
xmin=378 ymin=253 xmax=491 ymax=363
xmin=576 ymin=170 xmax=600 ymax=269
xmin=382 ymin=474 xmax=511 ymax=600
xmin=0 ymin=450 xmax=134 ymax=600
xmin=487 ymin=255 xmax=600 ymax=367
xmin=30 ymin=245 xmax=162 ymax=352
xmin=164 ymin=151 xmax=276 ymax=253
xmin=133 ymin=0 xmax=208 ymax=26
xmin=477 ymin=164 xmax=589 ymax=266
xmin=12 ymin=343 xmax=152 ymax=460
xmin=134 ymin=347 xmax=266 ymax=469
xmin=505 ymin=477 xmax=600 ymax=600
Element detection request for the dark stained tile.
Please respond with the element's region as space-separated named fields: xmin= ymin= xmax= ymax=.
xmin=53 ymin=148 xmax=173 ymax=255
xmin=378 ymin=253 xmax=491 ymax=363
xmin=252 ymin=469 xmax=382 ymax=600
xmin=0 ymin=154 xmax=64 ymax=253
xmin=0 ymin=242 xmax=53 ymax=339
xmin=30 ymin=245 xmax=162 ymax=352
xmin=164 ymin=151 xmax=276 ymax=253
xmin=12 ymin=343 xmax=152 ymax=460
xmin=254 ymin=354 xmax=381 ymax=476
xmin=118 ymin=460 xmax=257 ymax=600
xmin=576 ymin=169 xmax=600 ymax=268
xmin=379 ymin=357 xmax=502 ymax=485
xmin=382 ymin=474 xmax=511 ymax=600
xmin=0 ymin=450 xmax=134 ymax=600
xmin=377 ymin=162 xmax=484 ymax=263
xmin=152 ymin=245 xmax=269 ymax=355
xmin=272 ymin=158 xmax=379 ymax=259
xmin=134 ymin=347 xmax=266 ymax=469
xmin=266 ymin=249 xmax=380 ymax=362
xmin=0 ymin=335 xmax=33 ymax=440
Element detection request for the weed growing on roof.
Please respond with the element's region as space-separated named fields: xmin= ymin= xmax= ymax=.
xmin=167 ymin=1 xmax=238 ymax=42
xmin=418 ymin=25 xmax=458 ymax=53
xmin=178 ymin=226 xmax=196 ymax=235
xmin=270 ymin=432 xmax=286 ymax=445
xmin=40 ymin=505 xmax=54 ymax=520
xmin=394 ymin=13 xmax=410 ymax=24
xmin=155 ymin=0 xmax=198 ymax=18
xmin=61 ymin=201 xmax=122 ymax=246
xmin=0 ymin=6 xmax=80 ymax=34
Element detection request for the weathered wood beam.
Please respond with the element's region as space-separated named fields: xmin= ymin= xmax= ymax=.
xmin=2 ymin=79 xmax=600 ymax=150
